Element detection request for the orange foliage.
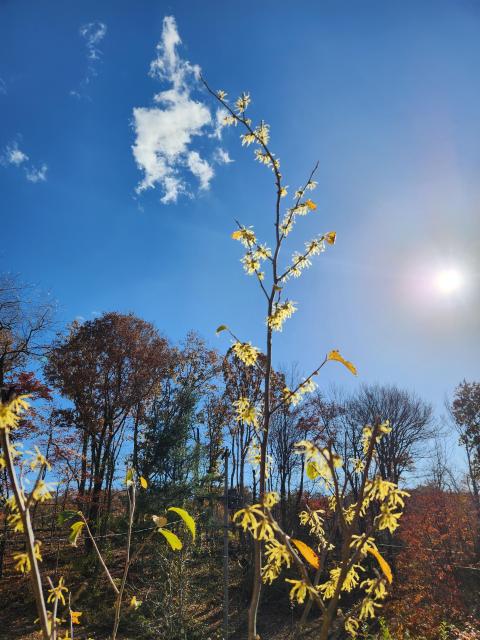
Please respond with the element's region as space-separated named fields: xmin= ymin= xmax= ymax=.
xmin=387 ymin=487 xmax=477 ymax=636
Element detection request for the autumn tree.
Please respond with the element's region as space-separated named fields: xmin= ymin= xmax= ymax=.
xmin=45 ymin=312 xmax=173 ymax=528
xmin=135 ymin=332 xmax=219 ymax=494
xmin=450 ymin=380 xmax=480 ymax=556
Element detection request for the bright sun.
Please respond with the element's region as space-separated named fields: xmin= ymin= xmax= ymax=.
xmin=434 ymin=267 xmax=465 ymax=295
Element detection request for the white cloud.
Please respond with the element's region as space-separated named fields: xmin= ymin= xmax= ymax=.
xmin=213 ymin=147 xmax=233 ymax=164
xmin=187 ymin=151 xmax=214 ymax=189
xmin=71 ymin=21 xmax=107 ymax=98
xmin=133 ymin=15 xmax=230 ymax=204
xmin=1 ymin=141 xmax=29 ymax=166
xmin=1 ymin=140 xmax=48 ymax=183
xmin=26 ymin=164 xmax=48 ymax=183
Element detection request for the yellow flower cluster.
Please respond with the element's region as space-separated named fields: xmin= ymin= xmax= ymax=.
xmin=231 ymin=226 xmax=256 ymax=247
xmin=285 ymin=579 xmax=317 ymax=604
xmin=47 ymin=576 xmax=68 ymax=606
xmin=6 ymin=495 xmax=24 ymax=533
xmin=28 ymin=445 xmax=52 ymax=471
xmin=282 ymin=378 xmax=317 ymax=406
xmin=233 ymin=504 xmax=274 ymax=541
xmin=361 ymin=420 xmax=391 ymax=455
xmin=232 ymin=341 xmax=260 ymax=366
xmin=295 ymin=440 xmax=342 ymax=487
xmin=235 ymin=92 xmax=251 ymax=114
xmin=32 ymin=480 xmax=55 ymax=503
xmin=13 ymin=541 xmax=42 ymax=573
xmin=299 ymin=509 xmax=332 ymax=550
xmin=267 ymin=300 xmax=297 ymax=331
xmin=262 ymin=539 xmax=292 ymax=584
xmin=233 ymin=397 xmax=259 ymax=428
xmin=318 ymin=564 xmax=364 ymax=599
xmin=0 ymin=395 xmax=30 ymax=431
xmin=287 ymin=252 xmax=312 ymax=279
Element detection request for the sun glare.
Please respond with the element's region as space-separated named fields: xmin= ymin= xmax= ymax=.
xmin=434 ymin=267 xmax=465 ymax=295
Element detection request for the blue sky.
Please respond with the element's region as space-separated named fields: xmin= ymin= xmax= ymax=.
xmin=1 ymin=0 xmax=479 ymax=435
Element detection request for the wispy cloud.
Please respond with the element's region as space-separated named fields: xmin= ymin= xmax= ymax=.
xmin=70 ymin=21 xmax=107 ymax=98
xmin=26 ymin=164 xmax=48 ymax=183
xmin=1 ymin=140 xmax=48 ymax=183
xmin=132 ymin=15 xmax=230 ymax=204
xmin=213 ymin=148 xmax=233 ymax=165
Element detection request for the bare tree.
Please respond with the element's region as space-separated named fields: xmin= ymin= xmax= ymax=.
xmin=0 ymin=273 xmax=55 ymax=386
xmin=344 ymin=384 xmax=434 ymax=484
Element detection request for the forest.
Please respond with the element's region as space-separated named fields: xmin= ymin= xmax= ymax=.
xmin=1 ymin=4 xmax=479 ymax=640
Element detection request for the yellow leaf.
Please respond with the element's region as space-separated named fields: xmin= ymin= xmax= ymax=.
xmin=152 ymin=515 xmax=168 ymax=528
xmin=168 ymin=507 xmax=196 ymax=541
xmin=367 ymin=547 xmax=393 ymax=584
xmin=216 ymin=325 xmax=228 ymax=335
xmin=125 ymin=468 xmax=134 ymax=487
xmin=306 ymin=460 xmax=320 ymax=480
xmin=231 ymin=230 xmax=243 ymax=240
xmin=158 ymin=527 xmax=183 ymax=551
xmin=325 ymin=231 xmax=336 ymax=245
xmin=291 ymin=538 xmax=320 ymax=569
xmin=305 ymin=199 xmax=317 ymax=211
xmin=69 ymin=521 xmax=85 ymax=547
xmin=130 ymin=595 xmax=142 ymax=610
xmin=140 ymin=476 xmax=148 ymax=489
xmin=327 ymin=350 xmax=358 ymax=376
xmin=70 ymin=610 xmax=82 ymax=625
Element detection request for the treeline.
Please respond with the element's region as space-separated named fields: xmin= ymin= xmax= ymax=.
xmin=1 ymin=272 xmax=479 ymax=639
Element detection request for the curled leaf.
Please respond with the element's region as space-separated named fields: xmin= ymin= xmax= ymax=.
xmin=324 ymin=231 xmax=337 ymax=245
xmin=327 ymin=350 xmax=358 ymax=376
xmin=69 ymin=521 xmax=85 ymax=547
xmin=216 ymin=325 xmax=228 ymax=335
xmin=152 ymin=515 xmax=168 ymax=528
xmin=158 ymin=527 xmax=183 ymax=551
xmin=291 ymin=538 xmax=320 ymax=569
xmin=140 ymin=476 xmax=148 ymax=489
xmin=367 ymin=547 xmax=393 ymax=584
xmin=168 ymin=506 xmax=196 ymax=541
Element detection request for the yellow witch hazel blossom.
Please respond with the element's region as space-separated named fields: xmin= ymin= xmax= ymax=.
xmin=233 ymin=397 xmax=259 ymax=428
xmin=299 ymin=509 xmax=333 ymax=550
xmin=47 ymin=576 xmax=68 ymax=606
xmin=361 ymin=420 xmax=391 ymax=454
xmin=235 ymin=91 xmax=251 ymax=114
xmin=32 ymin=480 xmax=55 ymax=503
xmin=231 ymin=226 xmax=256 ymax=247
xmin=6 ymin=495 xmax=24 ymax=532
xmin=27 ymin=445 xmax=52 ymax=471
xmin=233 ymin=504 xmax=274 ymax=541
xmin=232 ymin=341 xmax=260 ymax=366
xmin=0 ymin=394 xmax=30 ymax=430
xmin=262 ymin=538 xmax=292 ymax=584
xmin=283 ymin=378 xmax=317 ymax=407
xmin=241 ymin=252 xmax=261 ymax=275
xmin=318 ymin=564 xmax=364 ymax=599
xmin=285 ymin=579 xmax=317 ymax=605
xmin=267 ymin=300 xmax=297 ymax=331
